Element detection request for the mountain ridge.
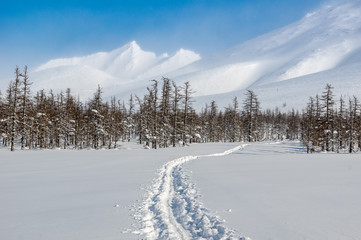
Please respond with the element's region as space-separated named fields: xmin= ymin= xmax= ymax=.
xmin=31 ymin=41 xmax=201 ymax=99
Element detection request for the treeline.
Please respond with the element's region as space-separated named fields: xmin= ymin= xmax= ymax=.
xmin=301 ymin=84 xmax=361 ymax=153
xmin=0 ymin=66 xmax=360 ymax=152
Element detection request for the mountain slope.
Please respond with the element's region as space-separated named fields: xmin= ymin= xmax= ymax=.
xmin=192 ymin=61 xmax=361 ymax=111
xmin=168 ymin=0 xmax=361 ymax=99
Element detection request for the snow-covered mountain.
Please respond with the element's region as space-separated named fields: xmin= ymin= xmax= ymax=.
xmin=31 ymin=0 xmax=361 ymax=110
xmin=170 ymin=0 xmax=361 ymax=109
xmin=31 ymin=41 xmax=200 ymax=99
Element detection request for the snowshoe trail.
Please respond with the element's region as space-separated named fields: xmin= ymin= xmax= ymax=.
xmin=135 ymin=145 xmax=250 ymax=240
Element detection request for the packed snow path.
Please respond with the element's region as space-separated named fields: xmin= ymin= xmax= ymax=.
xmin=135 ymin=145 xmax=249 ymax=240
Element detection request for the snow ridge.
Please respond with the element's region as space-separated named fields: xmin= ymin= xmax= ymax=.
xmin=135 ymin=145 xmax=249 ymax=240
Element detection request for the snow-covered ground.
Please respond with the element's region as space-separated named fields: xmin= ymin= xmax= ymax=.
xmin=1 ymin=142 xmax=361 ymax=240
xmin=188 ymin=142 xmax=361 ymax=240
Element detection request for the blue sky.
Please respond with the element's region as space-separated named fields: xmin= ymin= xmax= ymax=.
xmin=0 ymin=0 xmax=326 ymax=80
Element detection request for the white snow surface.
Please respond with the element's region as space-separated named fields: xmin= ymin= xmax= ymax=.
xmin=1 ymin=141 xmax=361 ymax=240
xmin=18 ymin=0 xmax=361 ymax=111
xmin=188 ymin=142 xmax=361 ymax=240
xmin=135 ymin=145 xmax=247 ymax=240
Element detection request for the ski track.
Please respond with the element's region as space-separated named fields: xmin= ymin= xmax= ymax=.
xmin=134 ymin=145 xmax=251 ymax=240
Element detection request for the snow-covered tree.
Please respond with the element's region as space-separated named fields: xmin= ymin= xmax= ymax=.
xmin=243 ymin=90 xmax=261 ymax=142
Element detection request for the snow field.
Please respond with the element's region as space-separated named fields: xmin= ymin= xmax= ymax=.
xmin=0 ymin=142 xmax=242 ymax=240
xmin=1 ymin=141 xmax=361 ymax=240
xmin=135 ymin=145 xmax=248 ymax=240
xmin=188 ymin=142 xmax=361 ymax=240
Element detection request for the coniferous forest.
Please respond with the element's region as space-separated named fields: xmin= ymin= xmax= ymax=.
xmin=1 ymin=66 xmax=361 ymax=153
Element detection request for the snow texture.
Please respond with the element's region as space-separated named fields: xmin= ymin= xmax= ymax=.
xmin=135 ymin=145 xmax=249 ymax=240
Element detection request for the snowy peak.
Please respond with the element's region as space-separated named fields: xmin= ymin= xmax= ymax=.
xmin=35 ymin=40 xmax=157 ymax=77
xmin=31 ymin=41 xmax=201 ymax=98
xmin=136 ymin=48 xmax=201 ymax=80
xmin=103 ymin=41 xmax=159 ymax=79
